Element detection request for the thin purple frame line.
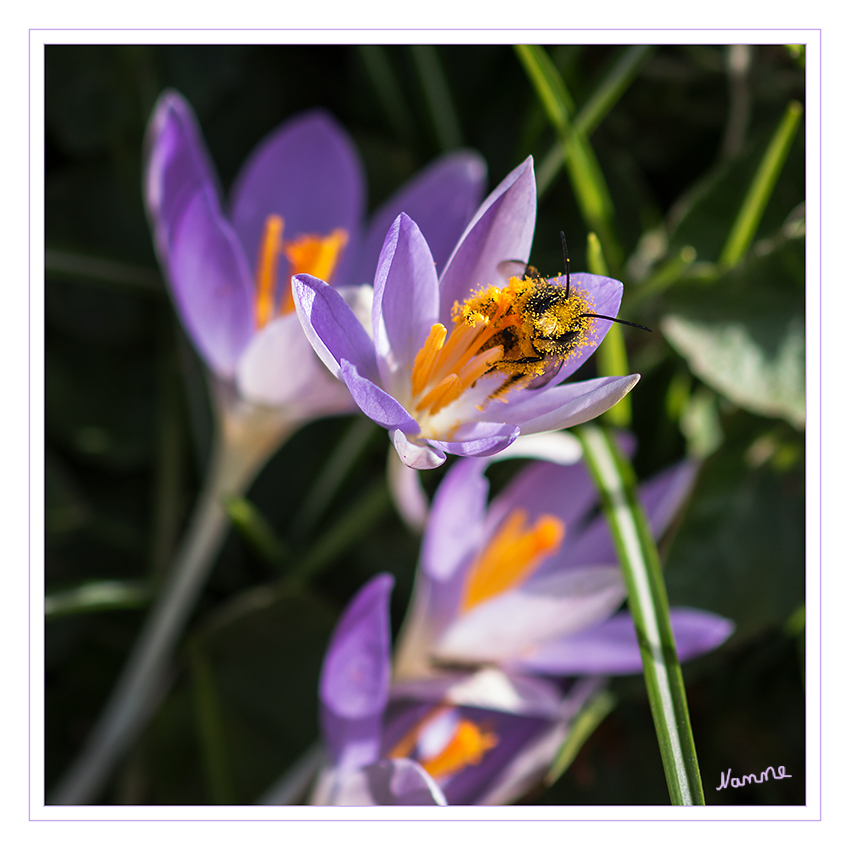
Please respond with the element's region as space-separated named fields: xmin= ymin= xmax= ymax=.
xmin=29 ymin=27 xmax=819 ymax=32
xmin=29 ymin=29 xmax=32 ymax=820
xmin=33 ymin=34 xmax=816 ymax=819
xmin=40 ymin=813 xmax=819 ymax=820
xmin=817 ymin=28 xmax=822 ymax=814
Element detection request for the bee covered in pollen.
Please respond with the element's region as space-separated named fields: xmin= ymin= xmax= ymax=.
xmin=451 ymin=232 xmax=649 ymax=401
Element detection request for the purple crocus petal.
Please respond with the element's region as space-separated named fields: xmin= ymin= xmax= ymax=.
xmin=554 ymin=272 xmax=624 ymax=381
xmin=495 ymin=374 xmax=641 ymax=433
xmin=389 ymin=668 xmax=567 ymax=719
xmin=388 ymin=449 xmax=430 ymax=532
xmin=422 ymin=457 xmax=489 ymax=583
xmin=409 ymin=705 xmax=553 ymax=806
xmin=428 ymin=422 xmax=522 ymax=459
xmin=433 ymin=566 xmax=626 ymax=666
xmin=390 ymin=429 xmax=447 ymax=470
xmin=143 ymin=90 xmax=220 ymax=259
xmin=565 ymin=460 xmax=698 ymax=569
xmin=487 ymin=431 xmax=583 ymax=466
xmin=372 ymin=214 xmax=440 ymax=385
xmin=509 ymin=608 xmax=735 ymax=676
xmin=406 ymin=458 xmax=490 ymax=646
xmin=292 ymin=274 xmax=379 ymax=384
xmin=320 ymin=574 xmax=394 ymax=773
xmin=329 ymin=759 xmax=447 ymax=806
xmin=166 ymin=187 xmax=255 ymax=378
xmin=438 ymin=157 xmax=537 ymax=324
xmin=235 ymin=312 xmax=325 ymax=405
xmin=339 ymin=360 xmax=420 ymax=433
xmin=483 ymin=459 xmax=598 ymax=550
xmin=352 ymin=150 xmax=487 ymax=284
xmin=475 ymin=678 xmax=602 ymax=806
xmin=229 ymin=110 xmax=365 ymax=288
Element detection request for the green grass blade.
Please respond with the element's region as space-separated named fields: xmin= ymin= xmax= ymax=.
xmin=45 ymin=248 xmax=163 ymax=293
xmin=225 ymin=495 xmax=290 ymax=567
xmin=576 ymin=424 xmax=705 ymax=806
xmin=718 ymin=100 xmax=803 ymax=269
xmin=537 ymin=46 xmax=653 ymax=200
xmin=410 ymin=45 xmax=463 ymax=151
xmin=587 ymin=232 xmax=631 ymax=428
xmin=357 ymin=46 xmax=415 ymax=140
xmin=45 ymin=580 xmax=152 ymax=619
xmin=289 ymin=417 xmax=378 ymax=541
xmin=514 ymin=45 xmax=623 ymax=274
xmin=545 ymin=689 xmax=616 ymax=786
xmin=575 ymin=45 xmax=655 ymax=138
xmin=291 ymin=481 xmax=390 ymax=585
xmin=189 ymin=640 xmax=235 ymax=804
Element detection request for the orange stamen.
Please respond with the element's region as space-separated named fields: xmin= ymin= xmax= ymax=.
xmin=386 ymin=707 xmax=500 ymax=781
xmin=255 ymin=215 xmax=285 ymax=329
xmin=415 ymin=374 xmax=462 ymax=416
xmin=410 ymin=323 xmax=448 ymax=397
xmin=418 ymin=719 xmax=499 ymax=780
xmin=253 ymin=216 xmax=349 ymax=326
xmin=461 ymin=508 xmax=565 ymax=612
xmin=280 ymin=227 xmax=349 ymax=313
xmin=408 ymin=280 xmax=531 ymax=417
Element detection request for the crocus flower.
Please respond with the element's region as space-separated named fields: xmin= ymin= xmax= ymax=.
xmin=144 ymin=89 xmax=486 ymax=421
xmin=392 ymin=452 xmax=734 ymax=682
xmin=293 ymin=157 xmax=640 ymax=469
xmin=311 ymin=574 xmax=447 ymax=805
xmin=49 ymin=94 xmax=488 ymax=809
xmin=311 ymin=572 xmax=602 ymax=806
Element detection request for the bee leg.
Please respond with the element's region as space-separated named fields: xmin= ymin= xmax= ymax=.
xmin=485 ymin=372 xmax=532 ymax=403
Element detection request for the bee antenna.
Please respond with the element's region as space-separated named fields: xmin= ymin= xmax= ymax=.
xmin=581 ymin=313 xmax=652 ymax=332
xmin=559 ymin=231 xmax=570 ymax=295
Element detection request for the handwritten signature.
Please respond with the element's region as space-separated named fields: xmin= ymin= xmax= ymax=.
xmin=716 ymin=765 xmax=792 ymax=790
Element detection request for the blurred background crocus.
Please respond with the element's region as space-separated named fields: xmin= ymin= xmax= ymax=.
xmin=392 ymin=451 xmax=734 ymax=682
xmin=311 ymin=572 xmax=600 ymax=806
xmin=309 ymin=449 xmax=733 ymax=806
xmin=311 ymin=574 xmax=447 ymax=805
xmin=293 ymin=158 xmax=639 ymax=470
xmin=50 ymin=90 xmax=487 ymax=806
xmin=145 ymin=89 xmax=487 ymax=449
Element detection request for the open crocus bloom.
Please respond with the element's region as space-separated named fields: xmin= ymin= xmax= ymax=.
xmin=144 ymin=90 xmax=486 ymax=419
xmin=311 ymin=573 xmax=601 ymax=806
xmin=293 ymin=157 xmax=640 ymax=469
xmin=392 ymin=453 xmax=734 ymax=681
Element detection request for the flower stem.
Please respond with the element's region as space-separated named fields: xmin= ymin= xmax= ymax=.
xmin=48 ymin=383 xmax=295 ymax=804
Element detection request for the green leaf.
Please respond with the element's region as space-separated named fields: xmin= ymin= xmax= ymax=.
xmin=664 ymin=413 xmax=804 ymax=643
xmin=661 ymin=237 xmax=805 ymax=429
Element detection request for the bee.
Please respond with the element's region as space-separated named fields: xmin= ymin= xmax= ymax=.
xmin=477 ymin=231 xmax=650 ymax=396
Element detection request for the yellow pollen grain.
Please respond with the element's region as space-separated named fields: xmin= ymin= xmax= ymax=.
xmin=461 ymin=508 xmax=566 ymax=612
